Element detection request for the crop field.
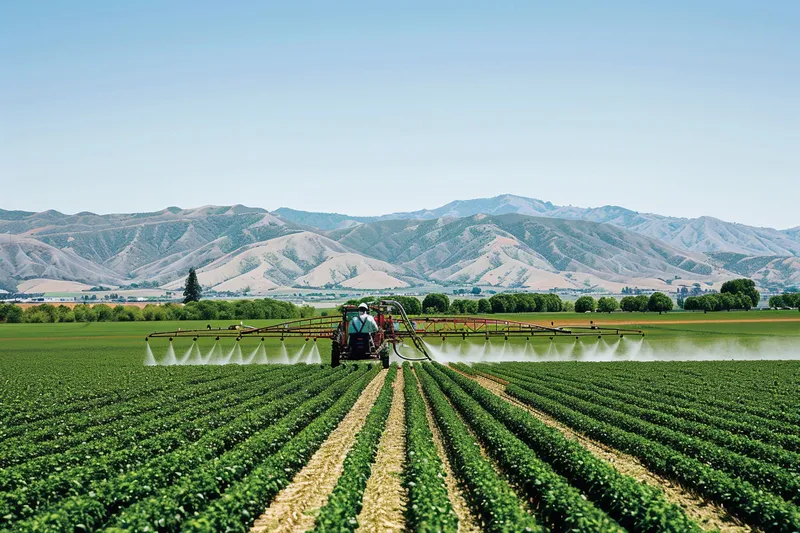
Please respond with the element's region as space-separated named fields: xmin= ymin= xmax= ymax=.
xmin=1 ymin=317 xmax=799 ymax=532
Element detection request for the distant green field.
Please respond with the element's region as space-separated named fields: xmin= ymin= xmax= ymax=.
xmin=1 ymin=312 xmax=798 ymax=373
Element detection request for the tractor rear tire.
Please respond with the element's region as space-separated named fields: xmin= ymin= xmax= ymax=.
xmin=380 ymin=350 xmax=390 ymax=369
xmin=331 ymin=341 xmax=340 ymax=367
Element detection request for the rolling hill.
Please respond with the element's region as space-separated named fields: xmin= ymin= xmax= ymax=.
xmin=277 ymin=194 xmax=800 ymax=256
xmin=329 ymin=214 xmax=726 ymax=291
xmin=1 ymin=199 xmax=798 ymax=293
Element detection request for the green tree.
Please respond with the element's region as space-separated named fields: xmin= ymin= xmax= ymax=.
xmin=515 ymin=293 xmax=537 ymax=312
xmin=489 ymin=293 xmax=519 ymax=313
xmin=647 ymin=292 xmax=673 ymax=314
xmin=421 ymin=293 xmax=450 ymax=314
xmin=387 ymin=295 xmax=421 ymax=315
xmin=72 ymin=304 xmax=97 ymax=322
xmin=597 ymin=296 xmax=618 ymax=313
xmin=619 ymin=296 xmax=637 ymax=312
xmin=142 ymin=304 xmax=167 ymax=321
xmin=719 ymin=292 xmax=737 ymax=311
xmin=783 ymin=293 xmax=799 ymax=309
xmin=633 ymin=295 xmax=649 ymax=312
xmin=720 ymin=278 xmax=760 ymax=308
xmin=93 ymin=304 xmax=114 ymax=321
xmin=183 ymin=267 xmax=202 ymax=304
xmin=450 ymin=299 xmax=478 ymax=314
xmin=561 ymin=300 xmax=575 ymax=312
xmin=5 ymin=304 xmax=23 ymax=323
xmin=477 ymin=298 xmax=492 ymax=314
xmin=737 ymin=293 xmax=752 ymax=311
xmin=574 ymin=296 xmax=596 ymax=313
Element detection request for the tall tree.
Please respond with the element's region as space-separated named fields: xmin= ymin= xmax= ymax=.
xmin=768 ymin=295 xmax=784 ymax=309
xmin=597 ymin=296 xmax=618 ymax=313
xmin=647 ymin=292 xmax=673 ymax=314
xmin=574 ymin=296 xmax=596 ymax=313
xmin=720 ymin=278 xmax=760 ymax=308
xmin=183 ymin=268 xmax=202 ymax=304
xmin=421 ymin=293 xmax=450 ymax=314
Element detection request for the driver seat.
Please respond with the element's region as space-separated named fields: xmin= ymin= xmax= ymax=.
xmin=349 ymin=332 xmax=373 ymax=358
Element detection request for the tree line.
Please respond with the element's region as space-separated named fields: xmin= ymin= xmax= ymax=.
xmin=0 ymin=299 xmax=315 ymax=324
xmin=768 ymin=293 xmax=800 ymax=310
xmin=572 ymin=293 xmax=675 ymax=314
xmin=682 ymin=278 xmax=762 ymax=312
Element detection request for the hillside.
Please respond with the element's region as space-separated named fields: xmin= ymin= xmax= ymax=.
xmin=708 ymin=253 xmax=800 ymax=290
xmin=277 ymin=194 xmax=800 ymax=257
xmin=2 ymin=201 xmax=799 ymax=292
xmin=330 ymin=214 xmax=728 ymax=291
xmin=0 ymin=206 xmax=302 ymax=286
xmin=0 ymin=234 xmax=124 ymax=291
xmin=162 ymin=232 xmax=419 ymax=292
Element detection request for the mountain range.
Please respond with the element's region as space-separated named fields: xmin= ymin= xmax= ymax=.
xmin=1 ymin=195 xmax=798 ymax=294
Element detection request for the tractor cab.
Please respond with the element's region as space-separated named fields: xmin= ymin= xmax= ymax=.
xmin=332 ymin=304 xmax=392 ymax=368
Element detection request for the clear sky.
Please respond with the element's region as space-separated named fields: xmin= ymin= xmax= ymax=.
xmin=1 ymin=1 xmax=798 ymax=228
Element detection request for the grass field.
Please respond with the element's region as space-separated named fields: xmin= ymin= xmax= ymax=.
xmin=1 ymin=313 xmax=799 ymax=531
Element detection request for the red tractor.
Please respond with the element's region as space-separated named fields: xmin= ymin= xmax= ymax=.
xmin=147 ymin=299 xmax=643 ymax=367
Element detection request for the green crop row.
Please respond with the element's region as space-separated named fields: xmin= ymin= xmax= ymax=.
xmin=423 ymin=364 xmax=625 ymax=533
xmin=492 ymin=368 xmax=800 ymax=504
xmin=506 ymin=366 xmax=800 ymax=472
xmin=500 ymin=362 xmax=800 ymax=445
xmin=2 ymin=365 xmax=251 ymax=431
xmin=103 ymin=365 xmax=374 ymax=532
xmin=8 ymin=365 xmax=366 ymax=531
xmin=0 ymin=366 xmax=327 ymax=518
xmin=441 ymin=363 xmax=702 ymax=533
xmin=414 ymin=365 xmax=543 ymax=532
xmin=567 ymin=364 xmax=800 ymax=430
xmin=180 ymin=366 xmax=382 ymax=532
xmin=312 ymin=365 xmax=398 ymax=532
xmin=0 ymin=365 xmax=295 ymax=470
xmin=500 ymin=379 xmax=800 ymax=532
xmin=401 ymin=362 xmax=458 ymax=533
xmin=541 ymin=369 xmax=800 ymax=453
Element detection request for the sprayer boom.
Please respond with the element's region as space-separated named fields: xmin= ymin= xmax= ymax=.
xmin=147 ymin=314 xmax=641 ymax=341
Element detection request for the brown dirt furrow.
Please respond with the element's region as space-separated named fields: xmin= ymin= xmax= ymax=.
xmin=250 ymin=369 xmax=387 ymax=533
xmin=412 ymin=368 xmax=482 ymax=533
xmin=462 ymin=369 xmax=751 ymax=533
xmin=355 ymin=368 xmax=407 ymax=532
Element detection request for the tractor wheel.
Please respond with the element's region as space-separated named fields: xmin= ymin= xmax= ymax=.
xmin=380 ymin=349 xmax=390 ymax=369
xmin=331 ymin=341 xmax=340 ymax=368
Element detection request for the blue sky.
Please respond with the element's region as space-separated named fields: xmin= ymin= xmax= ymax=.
xmin=1 ymin=1 xmax=798 ymax=228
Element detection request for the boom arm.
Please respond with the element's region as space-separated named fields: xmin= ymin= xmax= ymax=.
xmin=147 ymin=311 xmax=642 ymax=341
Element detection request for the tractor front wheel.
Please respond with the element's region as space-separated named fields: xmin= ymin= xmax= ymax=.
xmin=379 ymin=348 xmax=390 ymax=369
